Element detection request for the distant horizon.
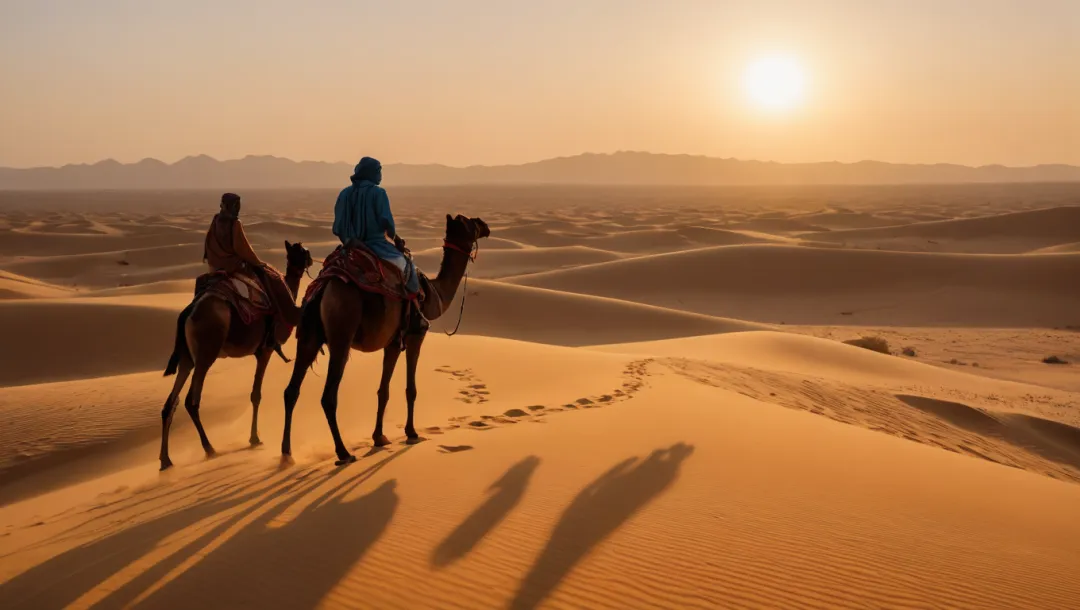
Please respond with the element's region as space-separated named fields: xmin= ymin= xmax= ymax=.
xmin=5 ymin=150 xmax=1080 ymax=172
xmin=4 ymin=150 xmax=1080 ymax=190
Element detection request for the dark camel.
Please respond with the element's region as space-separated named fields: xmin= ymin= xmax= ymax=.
xmin=160 ymin=240 xmax=314 ymax=470
xmin=282 ymin=214 xmax=489 ymax=464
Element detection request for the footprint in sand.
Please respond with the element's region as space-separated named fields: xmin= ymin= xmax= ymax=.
xmin=441 ymin=368 xmax=491 ymax=404
xmin=503 ymin=408 xmax=529 ymax=418
xmin=438 ymin=445 xmax=474 ymax=454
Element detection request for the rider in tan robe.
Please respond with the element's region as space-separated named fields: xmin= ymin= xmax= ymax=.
xmin=202 ymin=193 xmax=297 ymax=342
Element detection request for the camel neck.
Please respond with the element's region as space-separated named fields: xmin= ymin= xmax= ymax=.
xmin=284 ymin=267 xmax=303 ymax=302
xmin=424 ymin=244 xmax=472 ymax=319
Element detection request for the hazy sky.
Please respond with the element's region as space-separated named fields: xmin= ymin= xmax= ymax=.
xmin=2 ymin=0 xmax=1078 ymax=168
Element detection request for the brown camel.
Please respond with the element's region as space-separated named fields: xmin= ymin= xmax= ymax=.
xmin=282 ymin=214 xmax=490 ymax=464
xmin=159 ymin=240 xmax=314 ymax=470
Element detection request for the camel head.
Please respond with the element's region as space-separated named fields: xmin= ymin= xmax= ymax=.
xmin=283 ymin=240 xmax=314 ymax=274
xmin=445 ymin=214 xmax=491 ymax=251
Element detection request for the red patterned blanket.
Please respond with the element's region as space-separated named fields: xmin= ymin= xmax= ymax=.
xmin=197 ymin=269 xmax=274 ymax=326
xmin=303 ymin=245 xmax=420 ymax=306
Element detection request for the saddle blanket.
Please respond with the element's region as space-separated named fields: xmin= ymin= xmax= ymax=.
xmin=303 ymin=244 xmax=422 ymax=307
xmin=197 ymin=270 xmax=273 ymax=326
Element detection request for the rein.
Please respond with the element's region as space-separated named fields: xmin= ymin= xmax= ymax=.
xmin=438 ymin=238 xmax=478 ymax=337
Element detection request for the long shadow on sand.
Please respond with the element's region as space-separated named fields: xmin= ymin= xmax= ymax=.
xmin=0 ymin=449 xmax=409 ymax=610
xmin=509 ymin=442 xmax=694 ymax=610
xmin=432 ymin=455 xmax=541 ymax=567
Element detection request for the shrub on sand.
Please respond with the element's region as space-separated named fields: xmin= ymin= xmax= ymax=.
xmin=1042 ymin=355 xmax=1069 ymax=365
xmin=843 ymin=336 xmax=891 ymax=355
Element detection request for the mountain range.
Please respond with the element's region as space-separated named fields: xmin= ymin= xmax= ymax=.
xmin=2 ymin=152 xmax=1079 ymax=189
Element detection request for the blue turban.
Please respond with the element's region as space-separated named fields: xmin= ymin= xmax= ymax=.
xmin=351 ymin=157 xmax=382 ymax=185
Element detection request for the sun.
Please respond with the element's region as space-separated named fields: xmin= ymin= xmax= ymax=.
xmin=742 ymin=55 xmax=807 ymax=112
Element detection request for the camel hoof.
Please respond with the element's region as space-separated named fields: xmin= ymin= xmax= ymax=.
xmin=159 ymin=459 xmax=174 ymax=471
xmin=279 ymin=454 xmax=295 ymax=468
xmin=249 ymin=438 xmax=264 ymax=448
xmin=335 ymin=454 xmax=357 ymax=466
xmin=373 ymin=435 xmax=392 ymax=447
xmin=405 ymin=428 xmax=419 ymax=440
xmin=204 ymin=447 xmax=218 ymax=459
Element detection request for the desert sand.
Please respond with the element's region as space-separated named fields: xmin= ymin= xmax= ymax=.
xmin=1 ymin=185 xmax=1079 ymax=609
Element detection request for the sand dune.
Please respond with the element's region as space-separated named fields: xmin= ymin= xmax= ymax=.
xmin=3 ymin=186 xmax=1080 ymax=609
xmin=2 ymin=333 xmax=1079 ymax=609
xmin=1034 ymin=241 xmax=1080 ymax=254
xmin=786 ymin=325 xmax=1080 ymax=392
xmin=2 ymin=244 xmax=205 ymax=289
xmin=0 ymin=299 xmax=178 ymax=387
xmin=592 ymin=331 xmax=1080 ymax=482
xmin=88 ymin=280 xmax=196 ymax=297
xmin=411 ymin=245 xmax=624 ymax=279
xmin=479 ymin=224 xmax=774 ymax=253
xmin=0 ymin=228 xmax=201 ymax=258
xmin=789 ymin=209 xmax=901 ymax=230
xmin=504 ymin=244 xmax=1080 ymax=326
xmin=804 ymin=205 xmax=1080 ymax=253
xmin=241 ymin=220 xmax=334 ymax=243
xmin=0 ymin=271 xmax=73 ymax=299
xmin=425 ymin=279 xmax=762 ymax=345
xmin=727 ymin=217 xmax=829 ymax=233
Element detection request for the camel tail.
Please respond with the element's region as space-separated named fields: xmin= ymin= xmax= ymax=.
xmin=164 ymin=302 xmax=194 ymax=377
xmin=299 ymin=292 xmax=327 ymax=372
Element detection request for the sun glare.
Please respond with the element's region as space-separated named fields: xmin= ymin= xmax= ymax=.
xmin=743 ymin=55 xmax=807 ymax=112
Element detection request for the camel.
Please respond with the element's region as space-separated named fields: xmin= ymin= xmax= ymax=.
xmin=159 ymin=240 xmax=314 ymax=470
xmin=281 ymin=214 xmax=490 ymax=464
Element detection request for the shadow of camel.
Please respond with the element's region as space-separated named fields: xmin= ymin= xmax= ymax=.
xmin=0 ymin=448 xmax=409 ymax=610
xmin=508 ymin=442 xmax=695 ymax=610
xmin=432 ymin=455 xmax=541 ymax=567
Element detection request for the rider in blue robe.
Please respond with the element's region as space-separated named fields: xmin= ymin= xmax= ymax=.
xmin=332 ymin=157 xmax=420 ymax=294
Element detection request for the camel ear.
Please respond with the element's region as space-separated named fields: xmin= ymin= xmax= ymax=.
xmin=284 ymin=240 xmax=292 ymax=249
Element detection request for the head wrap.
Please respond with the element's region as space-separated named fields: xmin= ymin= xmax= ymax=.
xmin=350 ymin=157 xmax=382 ymax=185
xmin=220 ymin=192 xmax=241 ymax=219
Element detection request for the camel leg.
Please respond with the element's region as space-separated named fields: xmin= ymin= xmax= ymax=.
xmin=404 ymin=330 xmax=427 ymax=441
xmin=282 ymin=332 xmax=321 ymax=457
xmin=373 ymin=344 xmax=401 ymax=447
xmin=248 ymin=348 xmax=272 ymax=446
xmin=159 ymin=355 xmax=193 ymax=471
xmin=184 ymin=358 xmax=217 ymax=457
xmin=321 ymin=332 xmax=356 ymax=465
xmin=183 ymin=316 xmax=226 ymax=457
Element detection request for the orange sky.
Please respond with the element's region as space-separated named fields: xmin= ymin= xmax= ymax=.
xmin=1 ymin=0 xmax=1078 ymax=168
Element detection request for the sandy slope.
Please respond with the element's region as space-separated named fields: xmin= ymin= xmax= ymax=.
xmin=0 ymin=299 xmax=179 ymax=387
xmin=0 ymin=271 xmax=73 ymax=300
xmin=785 ymin=325 xmax=1080 ymax=392
xmin=802 ymin=205 xmax=1080 ymax=253
xmin=2 ymin=190 xmax=1080 ymax=609
xmin=1 ymin=335 xmax=1079 ymax=609
xmin=410 ymin=246 xmax=625 ymax=279
xmin=503 ymin=244 xmax=1080 ymax=326
xmin=425 ymin=280 xmax=762 ymax=345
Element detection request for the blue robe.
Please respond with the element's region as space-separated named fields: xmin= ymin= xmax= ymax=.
xmin=332 ymin=169 xmax=420 ymax=294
